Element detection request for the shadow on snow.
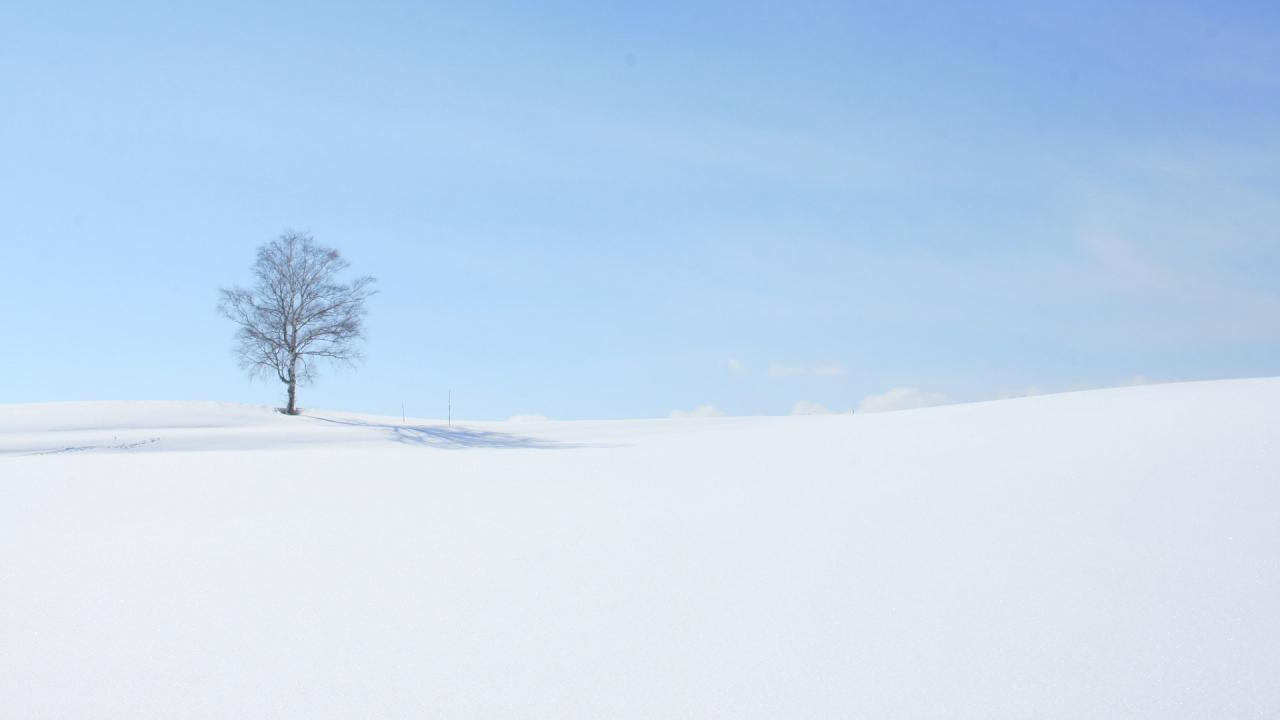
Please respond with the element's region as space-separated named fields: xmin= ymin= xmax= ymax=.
xmin=306 ymin=415 xmax=598 ymax=450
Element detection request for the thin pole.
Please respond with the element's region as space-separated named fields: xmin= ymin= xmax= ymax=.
xmin=401 ymin=402 xmax=405 ymax=424
xmin=448 ymin=390 xmax=452 ymax=427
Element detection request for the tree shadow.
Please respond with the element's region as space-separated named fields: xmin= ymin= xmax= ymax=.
xmin=306 ymin=415 xmax=599 ymax=450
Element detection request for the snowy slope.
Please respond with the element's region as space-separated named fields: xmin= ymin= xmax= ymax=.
xmin=2 ymin=379 xmax=1278 ymax=718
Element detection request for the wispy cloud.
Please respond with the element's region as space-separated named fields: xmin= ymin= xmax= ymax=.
xmin=726 ymin=358 xmax=748 ymax=377
xmin=857 ymin=388 xmax=949 ymax=414
xmin=1061 ymin=139 xmax=1280 ymax=345
xmin=669 ymin=405 xmax=726 ymax=419
xmin=768 ymin=364 xmax=844 ymax=379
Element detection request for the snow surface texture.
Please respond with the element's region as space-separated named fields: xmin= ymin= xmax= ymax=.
xmin=2 ymin=380 xmax=1278 ymax=718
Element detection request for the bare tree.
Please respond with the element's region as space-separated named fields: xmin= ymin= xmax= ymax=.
xmin=217 ymin=231 xmax=376 ymax=415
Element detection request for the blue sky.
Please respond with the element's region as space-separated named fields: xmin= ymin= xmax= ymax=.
xmin=2 ymin=0 xmax=1278 ymax=419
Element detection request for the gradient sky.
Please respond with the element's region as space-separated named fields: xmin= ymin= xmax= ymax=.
xmin=2 ymin=0 xmax=1278 ymax=419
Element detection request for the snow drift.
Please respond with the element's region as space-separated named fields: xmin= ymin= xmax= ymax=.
xmin=2 ymin=379 xmax=1278 ymax=718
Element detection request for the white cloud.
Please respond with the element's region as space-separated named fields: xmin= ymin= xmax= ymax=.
xmin=998 ymin=386 xmax=1043 ymax=399
xmin=727 ymin=358 xmax=748 ymax=377
xmin=792 ymin=400 xmax=837 ymax=415
xmin=507 ymin=414 xmax=549 ymax=423
xmin=669 ymin=405 xmax=726 ymax=419
xmin=768 ymin=364 xmax=844 ymax=379
xmin=857 ymin=388 xmax=949 ymax=414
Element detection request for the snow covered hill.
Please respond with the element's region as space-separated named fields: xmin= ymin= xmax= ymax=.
xmin=3 ymin=379 xmax=1278 ymax=718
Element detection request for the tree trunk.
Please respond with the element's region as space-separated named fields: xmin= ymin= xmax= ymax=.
xmin=286 ymin=359 xmax=298 ymax=415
